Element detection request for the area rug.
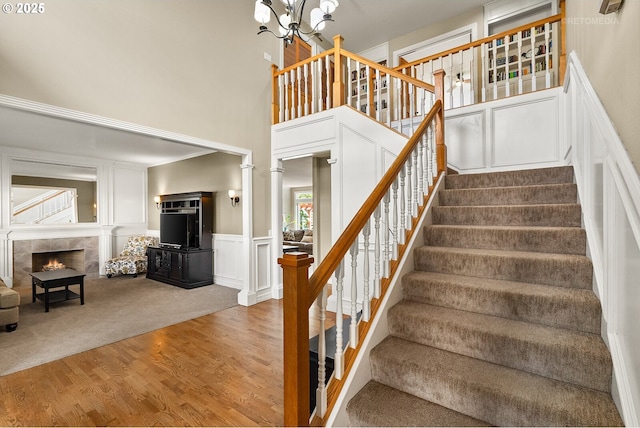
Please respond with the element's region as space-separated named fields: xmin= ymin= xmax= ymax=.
xmin=0 ymin=275 xmax=239 ymax=376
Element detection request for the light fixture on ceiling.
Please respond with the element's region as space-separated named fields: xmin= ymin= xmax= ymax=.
xmin=254 ymin=0 xmax=339 ymax=45
xmin=228 ymin=190 xmax=240 ymax=207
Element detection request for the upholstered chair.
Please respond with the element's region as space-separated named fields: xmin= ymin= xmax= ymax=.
xmin=0 ymin=279 xmax=19 ymax=332
xmin=105 ymin=235 xmax=158 ymax=278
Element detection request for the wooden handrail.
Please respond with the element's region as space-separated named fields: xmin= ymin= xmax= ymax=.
xmin=280 ymin=67 xmax=445 ymax=425
xmin=393 ymin=13 xmax=563 ymax=72
xmin=308 ymin=99 xmax=443 ymax=301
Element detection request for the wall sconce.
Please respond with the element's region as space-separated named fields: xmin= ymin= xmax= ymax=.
xmin=228 ymin=190 xmax=240 ymax=207
xmin=154 ymin=195 xmax=161 ymax=210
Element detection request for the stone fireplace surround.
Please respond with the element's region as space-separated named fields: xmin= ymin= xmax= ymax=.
xmin=12 ymin=237 xmax=99 ymax=289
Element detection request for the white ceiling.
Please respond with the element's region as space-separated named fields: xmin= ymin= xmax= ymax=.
xmin=0 ymin=104 xmax=215 ymax=167
xmin=0 ymin=1 xmax=487 ymax=168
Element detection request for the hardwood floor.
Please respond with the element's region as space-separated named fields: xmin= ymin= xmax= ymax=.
xmin=0 ymin=300 xmax=291 ymax=426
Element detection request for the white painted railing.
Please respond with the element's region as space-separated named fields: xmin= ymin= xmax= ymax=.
xmin=395 ymin=14 xmax=562 ymax=109
xmin=12 ymin=189 xmax=76 ymax=224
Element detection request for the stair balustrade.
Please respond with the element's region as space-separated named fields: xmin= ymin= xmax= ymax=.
xmin=279 ymin=67 xmax=446 ymax=426
xmin=272 ymin=35 xmax=436 ymax=133
xmin=272 ymin=10 xmax=564 ymax=129
xmin=276 ymin=11 xmax=565 ymax=424
xmin=395 ymin=12 xmax=564 ymax=108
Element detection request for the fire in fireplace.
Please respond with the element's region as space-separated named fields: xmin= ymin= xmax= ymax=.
xmin=32 ymin=250 xmax=84 ymax=273
xmin=42 ymin=259 xmax=66 ymax=271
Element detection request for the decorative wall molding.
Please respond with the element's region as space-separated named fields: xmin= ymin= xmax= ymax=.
xmin=565 ymin=50 xmax=640 ymax=427
xmin=212 ymin=233 xmax=244 ymax=290
xmin=441 ymin=87 xmax=566 ymax=174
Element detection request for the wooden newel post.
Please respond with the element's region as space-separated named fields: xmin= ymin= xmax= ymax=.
xmin=332 ymin=35 xmax=345 ymax=108
xmin=433 ymin=69 xmax=447 ymax=174
xmin=272 ymin=64 xmax=280 ymax=125
xmin=279 ymin=252 xmax=314 ymax=427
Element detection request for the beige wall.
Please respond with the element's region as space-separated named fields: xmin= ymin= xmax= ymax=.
xmin=0 ymin=0 xmax=279 ymax=236
xmin=388 ymin=7 xmax=485 ymax=64
xmin=147 ymin=152 xmax=243 ymax=235
xmin=566 ymin=0 xmax=640 ymax=174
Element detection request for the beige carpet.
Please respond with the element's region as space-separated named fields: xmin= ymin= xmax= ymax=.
xmin=0 ymin=275 xmax=239 ymax=376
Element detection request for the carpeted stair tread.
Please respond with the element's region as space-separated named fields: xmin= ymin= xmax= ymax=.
xmin=444 ymin=166 xmax=574 ymax=189
xmin=414 ymin=246 xmax=593 ymax=289
xmin=370 ymin=337 xmax=623 ymax=427
xmin=402 ymin=271 xmax=601 ymax=333
xmin=346 ymin=381 xmax=490 ymax=427
xmin=424 ymin=224 xmax=586 ymax=254
xmin=439 ymin=183 xmax=577 ymax=206
xmin=433 ymin=203 xmax=582 ymax=227
xmin=387 ymin=301 xmax=612 ymax=391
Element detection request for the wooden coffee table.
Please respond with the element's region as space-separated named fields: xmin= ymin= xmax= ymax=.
xmin=30 ymin=268 xmax=86 ymax=312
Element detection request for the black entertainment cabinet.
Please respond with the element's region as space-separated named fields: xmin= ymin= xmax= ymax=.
xmin=147 ymin=191 xmax=214 ymax=289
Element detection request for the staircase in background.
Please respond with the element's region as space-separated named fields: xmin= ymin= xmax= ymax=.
xmin=346 ymin=166 xmax=623 ymax=426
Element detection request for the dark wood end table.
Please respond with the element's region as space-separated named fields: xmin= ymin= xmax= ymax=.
xmin=30 ymin=268 xmax=86 ymax=312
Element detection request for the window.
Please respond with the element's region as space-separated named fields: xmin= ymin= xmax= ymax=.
xmin=294 ymin=190 xmax=313 ymax=230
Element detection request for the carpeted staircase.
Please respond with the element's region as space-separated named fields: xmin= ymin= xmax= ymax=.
xmin=346 ymin=166 xmax=624 ymax=427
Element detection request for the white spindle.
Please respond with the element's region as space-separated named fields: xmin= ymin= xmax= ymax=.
xmin=373 ymin=204 xmax=381 ymax=298
xmin=504 ymin=36 xmax=510 ymax=98
xmin=315 ymin=285 xmax=327 ymax=416
xmin=399 ymin=167 xmax=406 ymax=245
xmin=362 ymin=220 xmax=371 ymax=322
xmin=448 ymin=52 xmax=454 ymax=108
xmin=283 ymin=72 xmax=290 ymax=121
xmin=429 ymin=124 xmax=436 ymax=185
xmin=409 ymin=82 xmax=415 ymax=134
xmin=333 ymin=261 xmax=344 ymax=379
xmin=348 ymin=59 xmax=354 ymax=110
xmin=517 ymin=31 xmax=523 ymax=95
xmin=481 ymin=43 xmax=486 ymax=102
xmin=365 ymin=65 xmax=371 ymax=116
xmin=531 ymin=26 xmax=537 ymax=93
xmin=392 ymin=178 xmax=399 ymax=260
xmin=458 ymin=50 xmax=464 ymax=107
xmin=325 ymin=55 xmax=331 ymax=109
xmin=383 ymin=191 xmax=391 ymax=278
xmin=544 ymin=22 xmax=551 ymax=88
xmin=349 ymin=238 xmax=359 ymax=349
xmin=355 ymin=60 xmax=362 ymax=112
xmin=405 ymin=153 xmax=413 ymax=229
xmin=412 ymin=147 xmax=419 ymax=217
xmin=470 ymin=47 xmax=476 ymax=104
xmin=418 ymin=139 xmax=425 ymax=200
xmin=375 ymin=68 xmax=382 ymax=122
xmin=303 ymin=63 xmax=309 ymax=116
xmin=317 ymin=59 xmax=324 ymax=112
xmin=491 ymin=39 xmax=498 ymax=100
xmin=278 ymin=74 xmax=285 ymax=123
xmin=395 ymin=76 xmax=402 ymax=128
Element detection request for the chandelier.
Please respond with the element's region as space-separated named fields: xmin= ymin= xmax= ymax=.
xmin=254 ymin=0 xmax=339 ymax=44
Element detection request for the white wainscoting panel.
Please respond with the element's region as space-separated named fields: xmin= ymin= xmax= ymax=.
xmin=112 ymin=166 xmax=146 ymax=224
xmin=212 ymin=234 xmax=243 ymax=289
xmin=566 ymin=51 xmax=640 ymax=426
xmin=492 ymin=97 xmax=558 ymax=167
xmin=446 ymin=111 xmax=486 ymax=171
xmin=253 ymin=237 xmax=272 ymax=303
xmin=444 ymin=87 xmax=564 ymax=174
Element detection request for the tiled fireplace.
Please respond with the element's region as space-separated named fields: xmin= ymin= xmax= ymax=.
xmin=12 ymin=237 xmax=99 ymax=289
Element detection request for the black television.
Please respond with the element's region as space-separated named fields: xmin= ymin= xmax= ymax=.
xmin=160 ymin=213 xmax=196 ymax=248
